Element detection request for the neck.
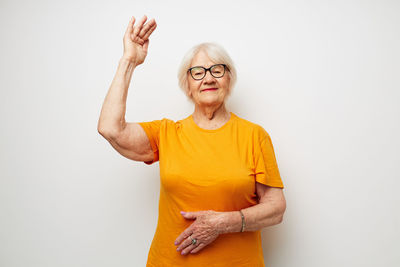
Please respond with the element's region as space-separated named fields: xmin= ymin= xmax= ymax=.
xmin=192 ymin=103 xmax=231 ymax=129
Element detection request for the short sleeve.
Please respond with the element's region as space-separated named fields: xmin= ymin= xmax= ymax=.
xmin=138 ymin=119 xmax=162 ymax=165
xmin=254 ymin=132 xmax=284 ymax=188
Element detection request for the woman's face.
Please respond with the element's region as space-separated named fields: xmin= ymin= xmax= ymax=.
xmin=187 ymin=50 xmax=231 ymax=106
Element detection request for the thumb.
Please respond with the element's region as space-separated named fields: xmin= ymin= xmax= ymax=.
xmin=181 ymin=211 xmax=197 ymax=219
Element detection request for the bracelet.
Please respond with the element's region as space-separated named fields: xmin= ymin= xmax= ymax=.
xmin=239 ymin=210 xmax=246 ymax=232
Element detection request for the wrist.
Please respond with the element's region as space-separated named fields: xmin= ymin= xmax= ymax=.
xmin=216 ymin=211 xmax=243 ymax=234
xmin=239 ymin=210 xmax=246 ymax=232
xmin=120 ymin=56 xmax=139 ymax=67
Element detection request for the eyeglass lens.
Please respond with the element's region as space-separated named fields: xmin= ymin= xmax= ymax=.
xmin=190 ymin=64 xmax=225 ymax=80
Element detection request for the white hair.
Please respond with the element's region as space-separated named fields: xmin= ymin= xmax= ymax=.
xmin=177 ymin=42 xmax=237 ymax=102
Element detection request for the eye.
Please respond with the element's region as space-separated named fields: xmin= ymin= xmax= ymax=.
xmin=211 ymin=65 xmax=224 ymax=73
xmin=191 ymin=68 xmax=204 ymax=76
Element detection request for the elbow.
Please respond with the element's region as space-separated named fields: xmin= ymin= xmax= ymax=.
xmin=277 ymin=214 xmax=284 ymax=224
xmin=276 ymin=199 xmax=287 ymax=224
xmin=97 ymin=118 xmax=112 ymax=137
xmin=97 ymin=125 xmax=104 ymax=135
xmin=97 ymin=126 xmax=119 ymax=140
xmin=97 ymin=120 xmax=125 ymax=139
xmin=97 ymin=121 xmax=108 ymax=136
xmin=97 ymin=126 xmax=109 ymax=137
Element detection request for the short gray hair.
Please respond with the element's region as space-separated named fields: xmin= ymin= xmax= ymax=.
xmin=177 ymin=42 xmax=237 ymax=102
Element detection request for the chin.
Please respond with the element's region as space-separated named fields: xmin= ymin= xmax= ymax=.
xmin=199 ymin=98 xmax=224 ymax=105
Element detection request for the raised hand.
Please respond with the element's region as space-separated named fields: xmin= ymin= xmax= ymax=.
xmin=123 ymin=15 xmax=157 ymax=66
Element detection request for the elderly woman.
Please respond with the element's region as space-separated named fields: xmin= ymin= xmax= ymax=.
xmin=98 ymin=15 xmax=286 ymax=266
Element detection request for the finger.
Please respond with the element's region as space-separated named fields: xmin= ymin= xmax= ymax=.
xmin=189 ymin=243 xmax=206 ymax=254
xmin=138 ymin=18 xmax=156 ymax=39
xmin=132 ymin=35 xmax=145 ymax=46
xmin=181 ymin=239 xmax=204 ymax=255
xmin=124 ymin=16 xmax=135 ymax=37
xmin=174 ymin=228 xmax=193 ymax=246
xmin=177 ymin=236 xmax=196 ymax=253
xmin=142 ymin=22 xmax=157 ymax=41
xmin=132 ymin=15 xmax=147 ymax=39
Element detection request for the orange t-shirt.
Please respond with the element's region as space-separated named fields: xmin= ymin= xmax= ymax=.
xmin=138 ymin=111 xmax=284 ymax=267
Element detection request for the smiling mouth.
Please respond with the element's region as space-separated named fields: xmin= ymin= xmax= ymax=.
xmin=201 ymin=88 xmax=218 ymax=92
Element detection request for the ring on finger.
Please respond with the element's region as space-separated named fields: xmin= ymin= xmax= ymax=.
xmin=189 ymin=235 xmax=198 ymax=246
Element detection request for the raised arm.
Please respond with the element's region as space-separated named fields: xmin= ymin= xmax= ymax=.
xmin=97 ymin=15 xmax=157 ymax=162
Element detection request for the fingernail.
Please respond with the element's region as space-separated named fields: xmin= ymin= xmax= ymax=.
xmin=174 ymin=241 xmax=178 ymax=245
xmin=180 ymin=211 xmax=186 ymax=215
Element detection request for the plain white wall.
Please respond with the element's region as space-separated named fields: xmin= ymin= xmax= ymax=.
xmin=1 ymin=0 xmax=399 ymax=266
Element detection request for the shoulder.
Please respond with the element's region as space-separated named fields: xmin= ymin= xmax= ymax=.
xmin=156 ymin=117 xmax=185 ymax=131
xmin=146 ymin=117 xmax=175 ymax=125
xmin=234 ymin=113 xmax=270 ymax=143
xmin=138 ymin=117 xmax=175 ymax=131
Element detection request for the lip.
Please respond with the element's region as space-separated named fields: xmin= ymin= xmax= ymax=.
xmin=201 ymin=88 xmax=218 ymax=92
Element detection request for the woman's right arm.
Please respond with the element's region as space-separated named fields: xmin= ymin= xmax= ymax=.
xmin=97 ymin=15 xmax=157 ymax=162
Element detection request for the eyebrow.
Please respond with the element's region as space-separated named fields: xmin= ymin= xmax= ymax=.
xmin=189 ymin=64 xmax=220 ymax=68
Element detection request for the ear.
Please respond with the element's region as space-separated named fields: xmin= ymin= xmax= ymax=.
xmin=185 ymin=80 xmax=190 ymax=96
xmin=186 ymin=87 xmax=194 ymax=102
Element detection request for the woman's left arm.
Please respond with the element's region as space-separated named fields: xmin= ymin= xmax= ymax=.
xmin=218 ymin=183 xmax=286 ymax=234
xmin=175 ymin=183 xmax=286 ymax=255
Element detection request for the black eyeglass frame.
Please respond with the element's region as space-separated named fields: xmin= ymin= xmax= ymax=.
xmin=187 ymin=64 xmax=229 ymax=80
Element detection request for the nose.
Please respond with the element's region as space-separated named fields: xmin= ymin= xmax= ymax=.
xmin=203 ymin=70 xmax=216 ymax=83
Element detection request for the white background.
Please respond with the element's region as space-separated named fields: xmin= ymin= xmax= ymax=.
xmin=1 ymin=0 xmax=399 ymax=266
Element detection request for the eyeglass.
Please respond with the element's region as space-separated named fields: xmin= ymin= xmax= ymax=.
xmin=188 ymin=64 xmax=228 ymax=80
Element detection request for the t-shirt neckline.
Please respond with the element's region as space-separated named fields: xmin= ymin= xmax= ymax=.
xmin=189 ymin=111 xmax=236 ymax=133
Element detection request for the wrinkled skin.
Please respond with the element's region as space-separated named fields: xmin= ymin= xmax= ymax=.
xmin=174 ymin=210 xmax=225 ymax=255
